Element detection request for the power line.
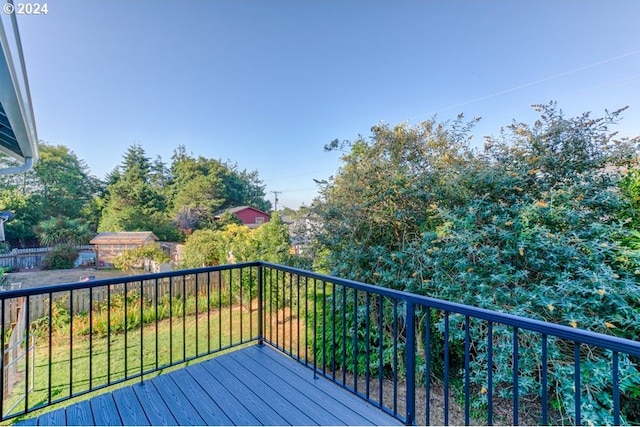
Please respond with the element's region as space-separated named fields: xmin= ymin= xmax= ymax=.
xmin=271 ymin=190 xmax=282 ymax=212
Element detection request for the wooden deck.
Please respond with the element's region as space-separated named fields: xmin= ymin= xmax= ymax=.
xmin=18 ymin=345 xmax=401 ymax=426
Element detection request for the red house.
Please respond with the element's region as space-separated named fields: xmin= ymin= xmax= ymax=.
xmin=216 ymin=206 xmax=271 ymax=229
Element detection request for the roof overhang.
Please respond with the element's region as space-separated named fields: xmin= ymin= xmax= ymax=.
xmin=0 ymin=7 xmax=38 ymax=174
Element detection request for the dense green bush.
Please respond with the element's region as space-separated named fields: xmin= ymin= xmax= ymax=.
xmin=314 ymin=103 xmax=640 ymax=424
xmin=113 ymin=243 xmax=170 ymax=272
xmin=41 ymin=244 xmax=79 ymax=270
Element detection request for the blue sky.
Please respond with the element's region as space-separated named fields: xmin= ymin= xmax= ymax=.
xmin=16 ymin=0 xmax=640 ymax=209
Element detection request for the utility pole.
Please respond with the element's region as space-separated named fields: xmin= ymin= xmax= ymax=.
xmin=271 ymin=191 xmax=282 ymax=212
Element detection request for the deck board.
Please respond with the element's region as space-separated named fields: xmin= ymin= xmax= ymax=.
xmin=89 ymin=394 xmax=122 ymax=426
xmin=131 ymin=381 xmax=177 ymax=426
xmin=215 ymin=354 xmax=317 ymax=425
xmin=230 ymin=350 xmax=347 ymax=425
xmin=111 ymin=385 xmax=150 ymax=426
xmin=203 ymin=357 xmax=289 ymax=425
xmin=247 ymin=346 xmax=399 ymax=426
xmin=149 ymin=374 xmax=206 ymax=426
xmin=22 ymin=345 xmax=402 ymax=426
xmin=185 ymin=363 xmax=262 ymax=426
xmin=65 ymin=400 xmax=93 ymax=426
xmin=168 ymin=368 xmax=233 ymax=426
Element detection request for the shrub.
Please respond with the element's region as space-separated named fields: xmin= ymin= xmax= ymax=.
xmin=113 ymin=243 xmax=170 ymax=272
xmin=314 ymin=104 xmax=640 ymax=424
xmin=42 ymin=244 xmax=79 ymax=270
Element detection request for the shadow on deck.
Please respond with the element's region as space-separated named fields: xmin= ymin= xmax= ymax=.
xmin=19 ymin=345 xmax=401 ymax=426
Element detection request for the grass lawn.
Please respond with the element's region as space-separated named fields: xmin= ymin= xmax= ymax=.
xmin=4 ymin=302 xmax=262 ymax=419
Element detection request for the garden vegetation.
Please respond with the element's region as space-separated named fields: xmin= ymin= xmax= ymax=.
xmin=312 ymin=103 xmax=640 ymax=424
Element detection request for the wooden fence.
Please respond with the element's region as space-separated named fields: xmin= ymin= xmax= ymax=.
xmin=0 ymin=246 xmax=94 ymax=270
xmin=2 ymin=272 xmax=231 ymax=324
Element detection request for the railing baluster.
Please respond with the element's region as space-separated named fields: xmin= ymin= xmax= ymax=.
xmin=365 ymin=292 xmax=371 ymax=400
xmin=332 ymin=284 xmax=337 ymax=380
xmin=107 ymin=284 xmax=111 ymax=383
xmin=257 ymin=266 xmax=262 ymax=346
xmin=289 ymin=272 xmax=293 ymax=356
xmin=378 ymin=296 xmax=384 ymax=408
xmin=406 ymin=302 xmax=416 ymax=426
xmin=70 ymin=289 xmax=74 ymax=397
xmin=239 ymin=268 xmax=243 ymax=344
xmin=296 ymin=273 xmax=300 ymax=360
xmin=541 ymin=334 xmax=547 ymax=425
xmin=183 ymin=275 xmax=186 ymax=361
xmin=155 ymin=278 xmax=159 ymax=370
xmin=342 ymin=285 xmax=347 ymax=385
xmin=89 ymin=287 xmax=93 ymax=390
xmin=304 ymin=276 xmax=308 ymax=364
xmin=425 ymin=307 xmax=431 ymax=426
xmin=574 ymin=342 xmax=581 ymax=425
xmin=513 ymin=327 xmax=519 ymax=425
xmin=250 ymin=268 xmax=254 ymax=343
xmin=229 ymin=269 xmax=233 ymax=348
xmin=1 ymin=298 xmax=4 ymax=419
xmin=169 ymin=277 xmax=173 ymax=365
xmin=24 ymin=296 xmax=29 ymax=412
xmin=613 ymin=351 xmax=620 ymax=426
xmin=125 ymin=282 xmax=129 ymax=378
xmin=196 ymin=273 xmax=199 ymax=353
xmin=487 ymin=322 xmax=493 ymax=426
xmin=47 ymin=294 xmax=52 ymax=405
xmin=218 ymin=270 xmax=222 ymax=351
xmin=393 ymin=299 xmax=398 ymax=416
xmin=444 ymin=311 xmax=449 ymax=426
xmin=268 ymin=268 xmax=273 ymax=344
xmin=313 ymin=278 xmax=317 ymax=379
xmin=322 ymin=280 xmax=326 ymax=376
xmin=275 ymin=270 xmax=279 ymax=349
xmin=353 ymin=289 xmax=358 ymax=394
xmin=140 ymin=280 xmax=144 ymax=382
xmin=464 ymin=315 xmax=470 ymax=426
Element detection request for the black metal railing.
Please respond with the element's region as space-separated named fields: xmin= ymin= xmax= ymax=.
xmin=1 ymin=261 xmax=639 ymax=425
xmin=0 ymin=263 xmax=261 ymax=421
xmin=260 ymin=262 xmax=640 ymax=426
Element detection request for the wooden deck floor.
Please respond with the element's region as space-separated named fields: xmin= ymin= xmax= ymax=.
xmin=18 ymin=345 xmax=401 ymax=426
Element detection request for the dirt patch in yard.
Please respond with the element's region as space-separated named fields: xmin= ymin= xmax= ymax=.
xmin=3 ymin=268 xmax=131 ymax=289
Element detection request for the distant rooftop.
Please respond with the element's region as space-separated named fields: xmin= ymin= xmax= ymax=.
xmin=90 ymin=232 xmax=159 ymax=245
xmin=0 ymin=10 xmax=38 ymax=173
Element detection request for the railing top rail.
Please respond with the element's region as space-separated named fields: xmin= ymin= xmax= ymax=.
xmin=261 ymin=262 xmax=640 ymax=357
xmin=1 ymin=260 xmax=638 ymax=356
xmin=0 ymin=261 xmax=261 ymax=298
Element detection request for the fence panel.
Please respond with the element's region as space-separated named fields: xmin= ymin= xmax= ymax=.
xmin=0 ymin=246 xmax=94 ymax=271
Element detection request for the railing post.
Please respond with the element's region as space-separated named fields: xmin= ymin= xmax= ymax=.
xmin=406 ymin=302 xmax=416 ymax=426
xmin=257 ymin=263 xmax=264 ymax=346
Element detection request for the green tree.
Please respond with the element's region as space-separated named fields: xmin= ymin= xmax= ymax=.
xmin=34 ymin=216 xmax=93 ymax=246
xmin=31 ymin=143 xmax=102 ymax=221
xmin=0 ymin=142 xmax=102 ymax=247
xmin=98 ymin=144 xmax=179 ymax=240
xmin=167 ymin=146 xmax=271 ymax=235
xmin=314 ymin=104 xmax=640 ymax=425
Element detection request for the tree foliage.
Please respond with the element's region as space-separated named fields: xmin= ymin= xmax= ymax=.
xmin=34 ymin=216 xmax=93 ymax=246
xmin=313 ymin=103 xmax=640 ymax=424
xmin=181 ymin=216 xmax=291 ymax=268
xmin=113 ymin=243 xmax=170 ymax=273
xmin=97 ymin=144 xmax=271 ymax=241
xmin=0 ymin=143 xmax=102 ymax=247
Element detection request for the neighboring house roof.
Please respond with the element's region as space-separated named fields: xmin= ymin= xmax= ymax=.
xmin=90 ymin=232 xmax=159 ymax=245
xmin=0 ymin=13 xmax=39 ymax=174
xmin=215 ymin=206 xmax=271 ymax=218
